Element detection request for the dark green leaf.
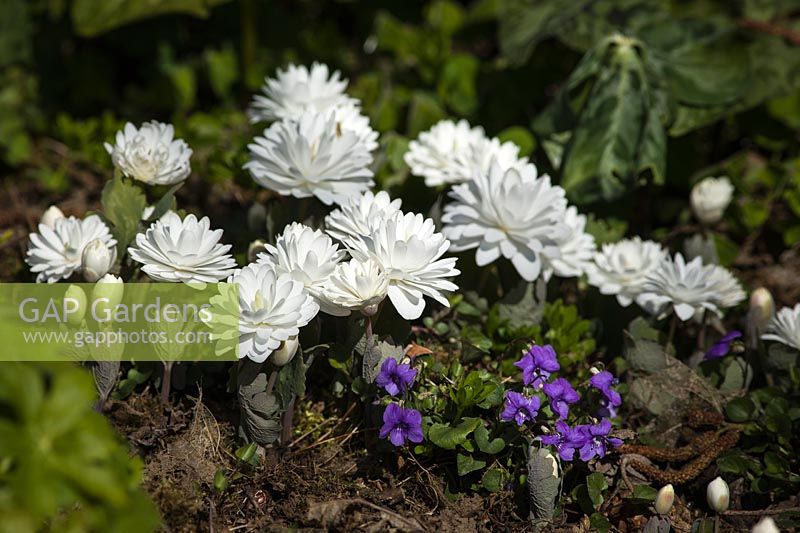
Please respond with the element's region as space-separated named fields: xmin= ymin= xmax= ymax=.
xmin=725 ymin=397 xmax=756 ymax=422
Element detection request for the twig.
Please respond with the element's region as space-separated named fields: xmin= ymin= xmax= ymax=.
xmin=722 ymin=506 xmax=800 ymax=516
xmin=739 ymin=18 xmax=800 ymax=46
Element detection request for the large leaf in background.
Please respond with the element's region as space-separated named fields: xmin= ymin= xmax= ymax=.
xmin=535 ymin=36 xmax=667 ymax=204
xmin=72 ymin=0 xmax=231 ymax=37
xmin=499 ymin=0 xmax=666 ymax=63
xmin=669 ymin=34 xmax=800 ymax=135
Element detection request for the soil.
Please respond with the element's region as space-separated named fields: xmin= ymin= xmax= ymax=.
xmin=106 ymin=389 xmax=521 ymax=532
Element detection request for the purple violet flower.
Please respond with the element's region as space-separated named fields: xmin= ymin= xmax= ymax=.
xmin=589 ymin=370 xmax=622 ymax=412
xmin=514 ymin=344 xmax=560 ymax=389
xmin=375 ymin=357 xmax=417 ymax=396
xmin=575 ymin=419 xmax=623 ymax=462
xmin=379 ymin=403 xmax=424 ymax=447
xmin=543 ymin=378 xmax=580 ymax=419
xmin=501 ymin=391 xmax=541 ymax=426
xmin=705 ymin=330 xmax=743 ymax=360
xmin=539 ymin=421 xmax=588 ymax=461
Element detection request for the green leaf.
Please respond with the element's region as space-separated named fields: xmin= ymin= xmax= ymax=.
xmin=497 ymin=126 xmax=535 ymax=157
xmin=628 ymin=484 xmax=658 ymax=502
xmin=480 ymin=468 xmax=505 ymax=492
xmin=558 ymin=38 xmax=664 ymax=204
xmin=276 ymin=348 xmax=307 ymax=410
xmin=146 ymin=182 xmax=182 ymax=223
xmin=456 ymin=453 xmax=486 ymax=476
xmin=725 ymin=397 xmax=756 ymax=422
xmin=213 ymin=469 xmax=228 ymax=492
xmin=590 ymin=512 xmax=612 ymax=533
xmin=235 ymin=442 xmax=257 ymax=464
xmin=72 ymin=0 xmax=230 ymax=37
xmin=438 ymin=53 xmax=478 ymax=116
xmin=407 ymin=91 xmax=446 ymax=137
xmin=586 ymin=472 xmax=609 ymax=509
xmin=101 ymin=175 xmax=147 ymax=258
xmin=474 ymin=424 xmax=505 ymax=454
xmin=428 ymin=418 xmax=482 ymax=450
xmin=461 ymin=325 xmax=492 ymax=353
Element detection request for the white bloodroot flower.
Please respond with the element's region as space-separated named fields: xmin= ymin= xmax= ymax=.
xmin=352 ymin=211 xmax=460 ymax=320
xmin=637 ymin=253 xmax=744 ymax=321
xmin=325 ymin=190 xmax=402 ymax=247
xmin=762 ymin=303 xmax=800 ymax=351
xmin=586 ymin=237 xmax=668 ymax=307
xmin=81 ymin=239 xmax=117 ymax=282
xmin=40 ymin=205 xmax=65 ymax=228
xmin=26 ymin=215 xmax=116 ymax=283
xmin=224 ymin=263 xmax=319 ymax=363
xmin=542 ymin=206 xmax=596 ymax=280
xmin=247 ymin=62 xmax=356 ymax=123
xmin=332 ymin=102 xmax=379 ymax=152
xmin=105 ymin=121 xmax=192 ymax=185
xmin=244 ymin=109 xmax=374 ymax=206
xmin=690 ymin=176 xmax=734 ymax=225
xmin=257 ymin=222 xmax=346 ymax=315
xmin=442 ymin=160 xmax=568 ymax=282
xmin=751 ymin=517 xmax=780 ymax=533
xmin=323 ymin=257 xmax=390 ymax=316
xmin=405 ymin=119 xmax=526 ymax=187
xmin=706 ymin=476 xmax=730 ymax=513
xmin=128 ymin=212 xmax=236 ymax=283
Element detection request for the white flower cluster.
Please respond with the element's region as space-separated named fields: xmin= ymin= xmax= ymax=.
xmin=321 ymin=190 xmax=461 ymax=321
xmin=637 ymin=253 xmax=746 ymax=321
xmin=245 ymin=63 xmax=378 ymax=206
xmin=405 ymin=119 xmax=527 ymax=188
xmin=26 ymin=206 xmax=117 ymax=283
xmin=762 ymin=303 xmax=800 ymax=351
xmin=105 ymin=121 xmax=192 ymax=186
xmin=405 ymin=120 xmax=595 ymax=282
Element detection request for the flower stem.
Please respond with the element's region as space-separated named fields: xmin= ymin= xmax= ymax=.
xmin=280 ymin=397 xmax=295 ymax=446
xmin=160 ymin=361 xmax=173 ymax=405
xmin=265 ymin=369 xmax=278 ymax=397
xmin=666 ymin=315 xmax=678 ymax=352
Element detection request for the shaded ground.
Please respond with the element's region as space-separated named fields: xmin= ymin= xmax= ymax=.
xmin=106 ymin=390 xmax=519 ymax=532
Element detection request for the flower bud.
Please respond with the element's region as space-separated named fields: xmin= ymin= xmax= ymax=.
xmin=748 ymin=288 xmax=775 ymax=331
xmin=271 ymin=336 xmax=299 ymax=367
xmin=92 ymin=274 xmax=124 ymax=318
xmin=654 ymin=484 xmax=674 ymax=515
xmin=81 ymin=240 xmax=115 ymax=282
xmin=751 ymin=517 xmax=779 ymax=533
xmin=40 ymin=205 xmax=65 ymax=228
xmin=247 ymin=239 xmax=267 ymax=263
xmin=589 ymin=366 xmax=601 ymax=375
xmin=706 ymin=476 xmax=730 ymax=513
xmin=691 ymin=176 xmax=734 ymax=225
xmin=63 ymin=285 xmax=87 ymax=326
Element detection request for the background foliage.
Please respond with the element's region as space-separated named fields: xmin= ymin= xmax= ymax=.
xmin=2 ymin=0 xmax=800 ymax=528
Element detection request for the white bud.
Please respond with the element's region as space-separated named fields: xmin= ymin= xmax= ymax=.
xmin=92 ymin=274 xmax=124 ymax=317
xmin=81 ymin=240 xmax=116 ymax=282
xmin=271 ymin=336 xmax=299 ymax=367
xmin=141 ymin=205 xmax=155 ymax=221
xmin=751 ymin=517 xmax=779 ymax=533
xmin=247 ymin=239 xmax=267 ymax=263
xmin=654 ymin=484 xmax=675 ymax=515
xmin=706 ymin=476 xmax=730 ymax=513
xmin=542 ymin=450 xmax=559 ymax=478
xmin=749 ymin=288 xmax=775 ymax=330
xmin=40 ymin=205 xmax=65 ymax=228
xmin=63 ymin=285 xmax=87 ymax=326
xmin=589 ymin=366 xmax=601 ymax=375
xmin=691 ymin=176 xmax=734 ymax=225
